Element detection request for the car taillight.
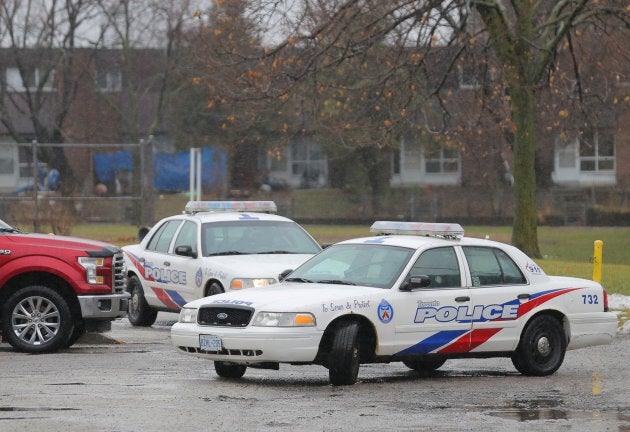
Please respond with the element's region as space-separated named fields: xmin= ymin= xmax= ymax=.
xmin=603 ymin=288 xmax=609 ymax=312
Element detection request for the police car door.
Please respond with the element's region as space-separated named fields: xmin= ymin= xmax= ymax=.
xmin=138 ymin=219 xmax=185 ymax=309
xmin=461 ymin=246 xmax=528 ymax=352
xmin=165 ymin=220 xmax=202 ymax=306
xmin=393 ymin=246 xmax=473 ymax=356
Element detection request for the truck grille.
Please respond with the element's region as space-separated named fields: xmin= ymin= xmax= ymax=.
xmin=113 ymin=251 xmax=126 ymax=293
xmin=198 ymin=306 xmax=253 ymax=327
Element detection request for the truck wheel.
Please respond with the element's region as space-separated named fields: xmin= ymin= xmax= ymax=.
xmin=402 ymin=358 xmax=446 ymax=372
xmin=127 ymin=275 xmax=158 ymax=327
xmin=65 ymin=320 xmax=86 ymax=347
xmin=328 ymin=321 xmax=361 ymax=386
xmin=214 ymin=361 xmax=247 ymax=378
xmin=511 ymin=315 xmax=566 ymax=376
xmin=1 ymin=285 xmax=73 ymax=353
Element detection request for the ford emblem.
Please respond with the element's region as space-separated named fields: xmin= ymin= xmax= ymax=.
xmin=217 ymin=312 xmax=228 ymax=320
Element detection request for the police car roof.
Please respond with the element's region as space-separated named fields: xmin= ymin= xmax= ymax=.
xmin=174 ymin=211 xmax=295 ymax=223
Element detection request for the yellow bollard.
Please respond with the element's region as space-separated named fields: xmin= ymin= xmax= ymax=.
xmin=592 ymin=240 xmax=603 ymax=283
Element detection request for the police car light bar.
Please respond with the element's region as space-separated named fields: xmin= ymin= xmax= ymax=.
xmin=184 ymin=201 xmax=277 ymax=214
xmin=370 ymin=221 xmax=464 ymax=239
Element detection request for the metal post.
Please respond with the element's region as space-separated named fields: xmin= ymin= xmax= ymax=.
xmin=32 ymin=140 xmax=39 ymax=232
xmin=592 ymin=240 xmax=603 ymax=283
xmin=190 ymin=148 xmax=202 ymax=201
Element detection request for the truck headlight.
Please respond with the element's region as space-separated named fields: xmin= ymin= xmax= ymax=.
xmin=78 ymin=257 xmax=105 ymax=284
xmin=252 ymin=312 xmax=316 ymax=327
xmin=230 ymin=278 xmax=275 ymax=289
xmin=179 ymin=307 xmax=198 ymax=323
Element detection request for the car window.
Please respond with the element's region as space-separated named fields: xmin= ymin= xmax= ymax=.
xmin=407 ymin=247 xmax=461 ymax=288
xmin=173 ymin=221 xmax=198 ymax=253
xmin=146 ymin=220 xmax=182 ymax=253
xmin=287 ymin=244 xmax=414 ymax=289
xmin=201 ymin=220 xmax=320 ymax=256
xmin=462 ymin=246 xmax=527 ymax=286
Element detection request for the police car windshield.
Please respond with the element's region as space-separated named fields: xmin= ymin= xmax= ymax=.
xmin=287 ymin=243 xmax=414 ymax=289
xmin=201 ymin=220 xmax=320 ymax=256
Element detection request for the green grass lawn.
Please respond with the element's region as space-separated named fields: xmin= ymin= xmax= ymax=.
xmin=67 ymin=223 xmax=630 ymax=296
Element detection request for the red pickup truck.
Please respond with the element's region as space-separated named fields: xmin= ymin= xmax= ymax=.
xmin=0 ymin=218 xmax=129 ymax=353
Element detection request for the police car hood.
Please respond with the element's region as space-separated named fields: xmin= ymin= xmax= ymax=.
xmin=209 ymin=254 xmax=313 ymax=276
xmin=189 ymin=283 xmax=381 ymax=310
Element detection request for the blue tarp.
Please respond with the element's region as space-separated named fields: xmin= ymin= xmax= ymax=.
xmin=94 ymin=151 xmax=133 ymax=183
xmin=94 ymin=147 xmax=226 ymax=192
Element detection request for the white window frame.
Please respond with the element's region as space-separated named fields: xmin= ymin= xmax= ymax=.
xmin=97 ymin=70 xmax=122 ymax=92
xmin=391 ymin=137 xmax=461 ymax=186
xmin=552 ymin=130 xmax=616 ymax=186
xmin=5 ymin=67 xmax=54 ymax=92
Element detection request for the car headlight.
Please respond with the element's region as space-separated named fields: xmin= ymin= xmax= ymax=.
xmin=179 ymin=307 xmax=198 ymax=323
xmin=252 ymin=312 xmax=316 ymax=327
xmin=230 ymin=278 xmax=276 ymax=289
xmin=78 ymin=257 xmax=105 ymax=284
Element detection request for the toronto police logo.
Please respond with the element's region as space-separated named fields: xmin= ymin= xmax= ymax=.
xmin=195 ymin=268 xmax=203 ymax=288
xmin=377 ymin=299 xmax=394 ymax=323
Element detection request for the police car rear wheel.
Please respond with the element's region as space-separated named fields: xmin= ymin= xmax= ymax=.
xmin=511 ymin=315 xmax=566 ymax=376
xmin=214 ymin=361 xmax=247 ymax=378
xmin=127 ymin=275 xmax=158 ymax=327
xmin=328 ymin=321 xmax=361 ymax=386
xmin=402 ymin=358 xmax=446 ymax=372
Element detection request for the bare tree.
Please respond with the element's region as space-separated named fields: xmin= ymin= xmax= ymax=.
xmin=0 ymin=0 xmax=103 ymax=191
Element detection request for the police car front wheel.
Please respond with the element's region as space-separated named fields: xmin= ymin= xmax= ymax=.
xmin=214 ymin=361 xmax=247 ymax=378
xmin=328 ymin=321 xmax=361 ymax=386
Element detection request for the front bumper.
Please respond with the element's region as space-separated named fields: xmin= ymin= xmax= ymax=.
xmin=171 ymin=322 xmax=322 ymax=364
xmin=78 ymin=292 xmax=130 ymax=319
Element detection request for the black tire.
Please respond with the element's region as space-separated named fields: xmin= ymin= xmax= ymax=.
xmin=206 ymin=282 xmax=224 ymax=296
xmin=127 ymin=275 xmax=158 ymax=327
xmin=214 ymin=361 xmax=247 ymax=378
xmin=511 ymin=315 xmax=567 ymax=376
xmin=65 ymin=320 xmax=86 ymax=347
xmin=328 ymin=321 xmax=361 ymax=386
xmin=402 ymin=357 xmax=446 ymax=372
xmin=0 ymin=285 xmax=74 ymax=353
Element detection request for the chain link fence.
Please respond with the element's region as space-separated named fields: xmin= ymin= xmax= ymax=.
xmin=0 ymin=140 xmax=154 ymax=233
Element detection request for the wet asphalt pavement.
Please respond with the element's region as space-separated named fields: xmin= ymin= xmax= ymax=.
xmin=1 ymin=312 xmax=629 ymax=431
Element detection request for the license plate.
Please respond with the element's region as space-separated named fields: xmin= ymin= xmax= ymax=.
xmin=199 ymin=334 xmax=222 ymax=352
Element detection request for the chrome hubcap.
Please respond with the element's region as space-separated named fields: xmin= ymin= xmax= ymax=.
xmin=12 ymin=296 xmax=60 ymax=346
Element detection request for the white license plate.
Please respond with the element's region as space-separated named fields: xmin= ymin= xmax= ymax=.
xmin=199 ymin=334 xmax=222 ymax=352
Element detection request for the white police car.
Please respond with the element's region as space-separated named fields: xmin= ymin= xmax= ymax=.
xmin=170 ymin=221 xmax=618 ymax=385
xmin=122 ymin=201 xmax=321 ymax=326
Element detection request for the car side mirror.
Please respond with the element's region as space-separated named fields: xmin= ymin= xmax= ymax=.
xmin=279 ymin=269 xmax=293 ymax=282
xmin=400 ymin=275 xmax=431 ymax=291
xmin=174 ymin=245 xmax=197 ymax=258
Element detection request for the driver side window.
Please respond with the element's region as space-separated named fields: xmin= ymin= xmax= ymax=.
xmin=409 ymin=247 xmax=461 ymax=288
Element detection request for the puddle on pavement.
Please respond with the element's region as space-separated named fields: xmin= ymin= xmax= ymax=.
xmin=485 ymin=397 xmax=628 ymax=423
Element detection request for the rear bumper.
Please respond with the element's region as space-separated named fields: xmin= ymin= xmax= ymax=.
xmin=78 ymin=292 xmax=130 ymax=319
xmin=567 ymin=312 xmax=618 ymax=350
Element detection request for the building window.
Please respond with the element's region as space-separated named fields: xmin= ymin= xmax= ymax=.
xmin=291 ymin=141 xmax=326 ymax=188
xmin=579 ymin=129 xmax=615 ymax=172
xmin=97 ymin=70 xmax=122 ymax=92
xmin=5 ymin=67 xmax=54 ymax=92
xmin=424 ymin=141 xmax=460 ymax=173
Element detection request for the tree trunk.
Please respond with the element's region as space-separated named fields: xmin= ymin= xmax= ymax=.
xmin=509 ymin=84 xmax=541 ymax=258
